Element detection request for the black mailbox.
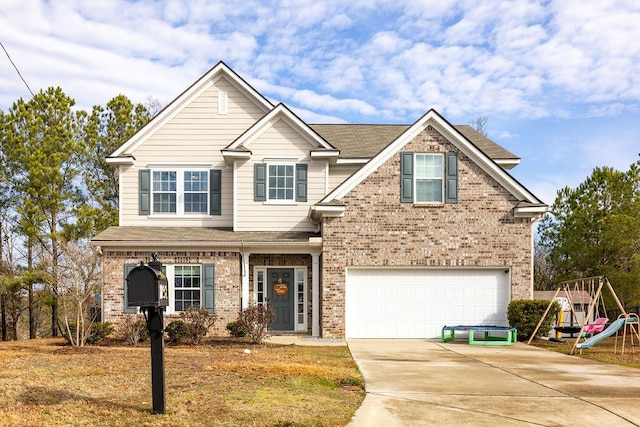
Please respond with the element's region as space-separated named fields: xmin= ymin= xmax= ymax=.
xmin=127 ymin=259 xmax=168 ymax=308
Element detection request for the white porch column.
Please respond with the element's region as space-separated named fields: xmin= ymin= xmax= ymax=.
xmin=312 ymin=252 xmax=320 ymax=337
xmin=241 ymin=252 xmax=251 ymax=309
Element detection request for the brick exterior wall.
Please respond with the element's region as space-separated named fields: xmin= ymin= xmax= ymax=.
xmin=320 ymin=127 xmax=534 ymax=338
xmin=101 ymin=251 xmax=313 ymax=335
xmin=102 ymin=250 xmax=241 ymax=335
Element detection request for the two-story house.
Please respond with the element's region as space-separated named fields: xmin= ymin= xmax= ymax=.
xmin=91 ymin=62 xmax=547 ymax=339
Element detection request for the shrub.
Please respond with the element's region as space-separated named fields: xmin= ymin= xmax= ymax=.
xmin=165 ymin=320 xmax=187 ymax=344
xmin=507 ymin=300 xmax=560 ymax=341
xmin=165 ymin=308 xmax=216 ymax=345
xmin=117 ymin=315 xmax=148 ymax=346
xmin=238 ymin=304 xmax=276 ymax=344
xmin=226 ymin=320 xmax=247 ymax=338
xmin=179 ymin=307 xmax=216 ymax=344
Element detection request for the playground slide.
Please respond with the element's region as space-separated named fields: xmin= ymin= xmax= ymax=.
xmin=575 ymin=318 xmax=627 ymax=349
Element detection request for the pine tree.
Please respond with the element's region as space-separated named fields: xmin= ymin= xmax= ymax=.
xmin=1 ymin=87 xmax=84 ymax=337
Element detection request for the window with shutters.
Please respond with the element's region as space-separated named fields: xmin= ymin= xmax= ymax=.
xmin=401 ymin=152 xmax=457 ymax=204
xmin=147 ymin=168 xmax=217 ymax=215
xmin=155 ymin=264 xmax=215 ymax=314
xmin=152 ymin=170 xmax=207 ymax=214
xmin=269 ymin=163 xmax=294 ymax=201
xmin=255 ymin=162 xmax=307 ymax=203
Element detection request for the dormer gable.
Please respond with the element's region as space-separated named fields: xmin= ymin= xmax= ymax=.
xmin=221 ymin=103 xmax=339 ymax=165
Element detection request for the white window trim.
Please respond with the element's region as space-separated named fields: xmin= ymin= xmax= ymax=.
xmin=265 ymin=161 xmax=297 ymax=204
xmin=150 ymin=167 xmax=210 ymax=217
xmin=164 ymin=264 xmax=204 ymax=315
xmin=253 ymin=266 xmax=307 ymax=332
xmin=414 ymin=153 xmax=445 ymax=204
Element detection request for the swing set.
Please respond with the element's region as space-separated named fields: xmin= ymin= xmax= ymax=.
xmin=528 ymin=276 xmax=640 ymax=355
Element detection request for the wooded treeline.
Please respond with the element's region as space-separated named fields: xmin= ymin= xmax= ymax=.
xmin=536 ymin=161 xmax=640 ymax=308
xmin=0 ymin=87 xmax=155 ymax=341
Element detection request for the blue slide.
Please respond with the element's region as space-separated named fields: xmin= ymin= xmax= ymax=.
xmin=576 ymin=317 xmax=635 ymax=349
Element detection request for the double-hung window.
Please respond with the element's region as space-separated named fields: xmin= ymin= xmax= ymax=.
xmin=415 ymin=154 xmax=443 ymax=203
xmin=140 ymin=168 xmax=221 ymax=216
xmin=173 ymin=265 xmax=201 ymax=312
xmin=124 ymin=263 xmax=214 ymax=315
xmin=151 ymin=169 xmax=209 ymax=214
xmin=183 ymin=171 xmax=208 ymax=213
xmin=400 ymin=151 xmax=457 ymax=204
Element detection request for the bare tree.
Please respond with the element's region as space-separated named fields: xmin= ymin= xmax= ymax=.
xmin=471 ymin=115 xmax=489 ymax=136
xmin=53 ymin=240 xmax=102 ymax=347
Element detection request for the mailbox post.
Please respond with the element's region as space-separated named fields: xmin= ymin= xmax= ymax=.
xmin=126 ymin=253 xmax=168 ymax=415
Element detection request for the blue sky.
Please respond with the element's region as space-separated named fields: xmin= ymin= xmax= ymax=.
xmin=1 ymin=0 xmax=638 ymax=206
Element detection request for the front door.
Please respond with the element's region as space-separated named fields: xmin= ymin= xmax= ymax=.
xmin=268 ymin=268 xmax=295 ymax=331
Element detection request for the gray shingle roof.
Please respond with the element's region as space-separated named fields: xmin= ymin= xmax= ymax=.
xmin=309 ymin=124 xmax=519 ymax=161
xmin=92 ymin=226 xmax=318 ymax=245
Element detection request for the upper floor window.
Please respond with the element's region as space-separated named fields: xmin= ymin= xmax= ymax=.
xmin=400 ymin=151 xmax=458 ymax=204
xmin=254 ymin=163 xmax=307 ymax=203
xmin=268 ymin=164 xmax=295 ymax=201
xmin=151 ymin=169 xmax=208 ymax=214
xmin=139 ymin=168 xmax=222 ymax=216
xmin=415 ymin=154 xmax=443 ymax=203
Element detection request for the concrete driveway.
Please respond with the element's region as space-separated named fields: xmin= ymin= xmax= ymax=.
xmin=347 ymin=339 xmax=640 ymax=426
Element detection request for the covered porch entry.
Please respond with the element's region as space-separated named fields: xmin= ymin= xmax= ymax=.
xmin=240 ymin=247 xmax=321 ymax=336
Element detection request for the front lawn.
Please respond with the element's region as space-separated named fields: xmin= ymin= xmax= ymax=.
xmin=0 ymin=338 xmax=364 ymax=427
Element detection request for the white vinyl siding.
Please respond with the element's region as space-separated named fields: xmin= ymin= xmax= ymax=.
xmin=235 ymin=119 xmax=325 ymax=232
xmin=328 ymin=164 xmax=361 ymax=192
xmin=119 ymin=76 xmax=262 ymax=226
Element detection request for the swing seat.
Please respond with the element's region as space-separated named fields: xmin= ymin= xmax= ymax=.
xmin=583 ymin=317 xmax=608 ymax=335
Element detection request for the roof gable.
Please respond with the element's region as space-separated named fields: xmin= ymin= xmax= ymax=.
xmin=108 ymin=61 xmax=273 ymax=161
xmin=323 ymin=109 xmax=543 ymax=206
xmin=310 ymin=123 xmax=520 ymax=167
xmin=223 ymin=103 xmax=337 ymax=156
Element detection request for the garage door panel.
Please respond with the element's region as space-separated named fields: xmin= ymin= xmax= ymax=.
xmin=345 ymin=268 xmax=510 ymax=339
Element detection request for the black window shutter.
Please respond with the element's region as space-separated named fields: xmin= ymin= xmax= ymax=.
xmin=139 ymin=169 xmax=150 ymax=215
xmin=254 ymin=163 xmax=266 ymax=201
xmin=445 ymin=152 xmax=458 ymax=203
xmin=400 ymin=152 xmax=413 ymax=203
xmin=123 ymin=263 xmax=137 ymax=314
xmin=295 ymin=164 xmax=307 ymax=202
xmin=203 ymin=264 xmax=215 ymax=313
xmin=209 ymin=169 xmax=222 ymax=215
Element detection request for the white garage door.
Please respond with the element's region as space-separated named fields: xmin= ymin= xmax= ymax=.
xmin=345 ymin=268 xmax=510 ymax=339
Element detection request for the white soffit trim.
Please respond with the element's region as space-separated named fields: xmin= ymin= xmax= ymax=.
xmin=106 ymin=157 xmax=134 ymax=165
xmin=495 ymin=158 xmax=521 ymax=169
xmin=324 ymin=109 xmax=543 ymax=204
xmin=110 ymin=62 xmax=273 ymax=157
xmin=514 ymin=205 xmax=549 ymax=218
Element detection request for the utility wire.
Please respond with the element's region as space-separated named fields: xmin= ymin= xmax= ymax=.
xmin=0 ymin=40 xmax=35 ymax=98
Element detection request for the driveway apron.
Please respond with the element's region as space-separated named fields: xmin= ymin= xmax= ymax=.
xmin=347 ymin=339 xmax=640 ymax=426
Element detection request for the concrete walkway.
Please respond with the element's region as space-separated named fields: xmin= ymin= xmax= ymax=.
xmin=347 ymin=339 xmax=640 ymax=426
